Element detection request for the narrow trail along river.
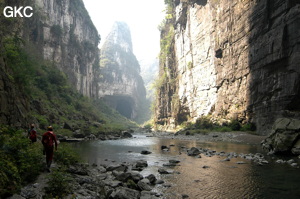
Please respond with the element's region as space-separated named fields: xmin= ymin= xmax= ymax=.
xmin=73 ymin=133 xmax=300 ymax=199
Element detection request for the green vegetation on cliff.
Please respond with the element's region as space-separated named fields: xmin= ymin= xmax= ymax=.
xmin=2 ymin=35 xmax=135 ymax=133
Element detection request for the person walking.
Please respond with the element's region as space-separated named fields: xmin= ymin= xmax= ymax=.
xmin=42 ymin=126 xmax=58 ymax=172
xmin=28 ymin=124 xmax=37 ymax=143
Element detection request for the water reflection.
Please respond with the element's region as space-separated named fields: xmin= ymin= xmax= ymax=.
xmin=72 ymin=134 xmax=300 ymax=199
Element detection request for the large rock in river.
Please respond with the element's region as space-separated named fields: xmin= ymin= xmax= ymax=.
xmin=261 ymin=118 xmax=300 ymax=155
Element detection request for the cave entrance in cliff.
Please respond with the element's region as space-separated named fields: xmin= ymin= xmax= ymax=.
xmin=116 ymin=99 xmax=132 ymax=118
xmin=102 ymin=95 xmax=134 ymax=119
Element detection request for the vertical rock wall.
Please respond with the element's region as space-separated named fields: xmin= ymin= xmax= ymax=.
xmin=156 ymin=0 xmax=300 ymax=135
xmin=32 ymin=0 xmax=100 ymax=97
xmin=0 ymin=0 xmax=100 ymax=126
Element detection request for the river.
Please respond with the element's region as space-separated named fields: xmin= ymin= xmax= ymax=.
xmin=72 ymin=134 xmax=300 ymax=199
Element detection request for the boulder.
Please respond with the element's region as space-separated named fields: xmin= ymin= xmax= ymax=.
xmin=128 ymin=171 xmax=143 ymax=182
xmin=141 ymin=150 xmax=152 ymax=155
xmin=122 ymin=131 xmax=133 ymax=138
xmin=158 ymin=168 xmax=170 ymax=174
xmin=110 ymin=187 xmax=140 ymax=199
xmin=169 ymin=159 xmax=180 ymax=164
xmin=187 ymin=147 xmax=201 ymax=156
xmin=145 ymin=174 xmax=157 ymax=184
xmin=135 ymin=160 xmax=148 ymax=168
xmin=106 ymin=164 xmax=128 ymax=172
xmin=261 ymin=118 xmax=300 ymax=154
xmin=137 ymin=179 xmax=152 ymax=191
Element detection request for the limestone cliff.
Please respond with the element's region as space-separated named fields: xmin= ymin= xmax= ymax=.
xmin=32 ymin=0 xmax=100 ymax=97
xmin=156 ymin=0 xmax=300 ymax=135
xmin=0 ymin=0 xmax=100 ymax=126
xmin=99 ymin=22 xmax=147 ymax=122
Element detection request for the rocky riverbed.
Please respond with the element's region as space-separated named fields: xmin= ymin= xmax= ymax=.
xmin=9 ymin=131 xmax=300 ymax=199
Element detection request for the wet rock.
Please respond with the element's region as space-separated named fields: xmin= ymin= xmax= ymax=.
xmin=122 ymin=131 xmax=133 ymax=138
xmin=141 ymin=150 xmax=152 ymax=155
xmin=137 ymin=179 xmax=152 ymax=191
xmin=146 ymin=174 xmax=157 ymax=184
xmin=221 ymin=158 xmax=230 ymax=162
xmin=187 ymin=147 xmax=201 ymax=156
xmin=106 ymin=164 xmax=128 ymax=172
xmin=135 ymin=160 xmax=148 ymax=168
xmin=128 ymin=171 xmax=144 ymax=182
xmin=110 ymin=187 xmax=140 ymax=199
xmin=169 ymin=159 xmax=180 ymax=164
xmin=114 ymin=172 xmax=133 ymax=182
xmin=158 ymin=168 xmax=171 ymax=174
xmin=182 ymin=194 xmax=189 ymax=198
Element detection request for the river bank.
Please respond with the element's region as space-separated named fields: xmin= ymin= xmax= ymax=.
xmin=152 ymin=130 xmax=267 ymax=145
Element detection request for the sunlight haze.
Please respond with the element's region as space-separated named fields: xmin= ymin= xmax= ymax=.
xmin=82 ymin=0 xmax=165 ymax=63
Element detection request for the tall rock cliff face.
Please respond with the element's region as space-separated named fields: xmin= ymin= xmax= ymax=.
xmin=31 ymin=0 xmax=100 ymax=97
xmin=99 ymin=22 xmax=147 ymax=122
xmin=0 ymin=0 xmax=100 ymax=126
xmin=156 ymin=0 xmax=300 ymax=135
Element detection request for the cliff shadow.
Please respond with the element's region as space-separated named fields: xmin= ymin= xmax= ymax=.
xmin=247 ymin=0 xmax=300 ymax=135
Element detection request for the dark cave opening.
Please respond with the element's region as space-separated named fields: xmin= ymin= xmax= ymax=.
xmin=116 ymin=99 xmax=132 ymax=118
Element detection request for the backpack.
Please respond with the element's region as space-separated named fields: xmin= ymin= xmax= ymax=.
xmin=43 ymin=131 xmax=55 ymax=147
xmin=29 ymin=129 xmax=37 ymax=142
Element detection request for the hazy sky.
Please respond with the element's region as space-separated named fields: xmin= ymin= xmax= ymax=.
xmin=82 ymin=0 xmax=166 ymax=63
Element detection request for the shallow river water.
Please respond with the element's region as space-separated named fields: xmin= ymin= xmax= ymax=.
xmin=73 ymin=134 xmax=300 ymax=199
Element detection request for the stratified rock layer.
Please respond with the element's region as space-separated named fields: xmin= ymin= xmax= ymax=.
xmin=156 ymin=0 xmax=300 ymax=135
xmin=33 ymin=0 xmax=100 ymax=98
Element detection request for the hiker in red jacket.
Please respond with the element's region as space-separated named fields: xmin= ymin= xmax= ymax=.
xmin=28 ymin=123 xmax=37 ymax=143
xmin=42 ymin=126 xmax=58 ymax=171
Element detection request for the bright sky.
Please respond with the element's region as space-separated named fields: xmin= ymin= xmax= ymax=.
xmin=82 ymin=0 xmax=166 ymax=63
